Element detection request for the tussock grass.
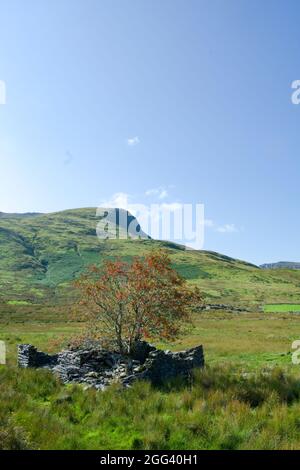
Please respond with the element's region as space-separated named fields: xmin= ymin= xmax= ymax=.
xmin=1 ymin=365 xmax=300 ymax=450
xmin=1 ymin=310 xmax=300 ymax=449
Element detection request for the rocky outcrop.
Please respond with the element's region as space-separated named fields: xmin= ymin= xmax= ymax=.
xmin=17 ymin=341 xmax=204 ymax=390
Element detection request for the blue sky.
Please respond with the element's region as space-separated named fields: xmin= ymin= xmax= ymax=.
xmin=0 ymin=0 xmax=300 ymax=265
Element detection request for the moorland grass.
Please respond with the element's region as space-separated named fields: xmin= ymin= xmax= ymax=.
xmin=2 ymin=365 xmax=300 ymax=450
xmin=1 ymin=311 xmax=300 ymax=369
xmin=2 ymin=310 xmax=300 ymax=449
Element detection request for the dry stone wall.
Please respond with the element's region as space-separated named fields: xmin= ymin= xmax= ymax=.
xmin=18 ymin=341 xmax=204 ymax=390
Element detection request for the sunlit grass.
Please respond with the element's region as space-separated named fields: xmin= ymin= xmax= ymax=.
xmin=264 ymin=304 xmax=300 ymax=313
xmin=2 ymin=309 xmax=300 ymax=449
xmin=2 ymin=365 xmax=300 ymax=449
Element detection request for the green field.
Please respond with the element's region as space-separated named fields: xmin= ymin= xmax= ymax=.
xmin=2 ymin=310 xmax=299 ymax=370
xmin=2 ymin=310 xmax=300 ymax=450
xmin=264 ymin=304 xmax=300 ymax=313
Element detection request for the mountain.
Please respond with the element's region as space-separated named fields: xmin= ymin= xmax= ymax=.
xmin=1 ymin=207 xmax=300 ymax=306
xmin=260 ymin=262 xmax=300 ymax=270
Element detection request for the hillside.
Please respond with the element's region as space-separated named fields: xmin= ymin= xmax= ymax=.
xmin=1 ymin=207 xmax=300 ymax=306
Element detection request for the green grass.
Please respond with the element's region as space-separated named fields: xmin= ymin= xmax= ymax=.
xmin=1 ymin=310 xmax=300 ymax=449
xmin=2 ymin=310 xmax=300 ymax=370
xmin=264 ymin=304 xmax=300 ymax=313
xmin=2 ymin=364 xmax=300 ymax=450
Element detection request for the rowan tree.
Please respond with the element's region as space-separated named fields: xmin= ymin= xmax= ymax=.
xmin=74 ymin=250 xmax=203 ymax=355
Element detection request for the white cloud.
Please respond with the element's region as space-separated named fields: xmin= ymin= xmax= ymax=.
xmin=145 ymin=187 xmax=168 ymax=199
xmin=159 ymin=189 xmax=168 ymax=199
xmin=160 ymin=202 xmax=182 ymax=211
xmin=200 ymin=219 xmax=239 ymax=233
xmin=99 ymin=192 xmax=129 ymax=210
xmin=204 ymin=219 xmax=214 ymax=227
xmin=216 ymin=223 xmax=238 ymax=233
xmin=127 ymin=136 xmax=140 ymax=146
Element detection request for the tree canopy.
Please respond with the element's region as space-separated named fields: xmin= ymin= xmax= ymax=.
xmin=75 ymin=250 xmax=203 ymax=354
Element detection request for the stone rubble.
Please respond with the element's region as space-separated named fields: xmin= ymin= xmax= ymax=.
xmin=198 ymin=303 xmax=249 ymax=312
xmin=17 ymin=341 xmax=204 ymax=390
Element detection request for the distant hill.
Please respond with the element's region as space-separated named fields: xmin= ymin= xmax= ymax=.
xmin=260 ymin=262 xmax=300 ymax=270
xmin=1 ymin=207 xmax=300 ymax=306
xmin=0 ymin=212 xmax=43 ymax=219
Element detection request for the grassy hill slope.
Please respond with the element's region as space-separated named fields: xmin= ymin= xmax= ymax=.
xmin=0 ymin=207 xmax=300 ymax=306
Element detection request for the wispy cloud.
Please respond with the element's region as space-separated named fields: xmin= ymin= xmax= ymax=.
xmin=99 ymin=192 xmax=129 ymax=210
xmin=160 ymin=202 xmax=182 ymax=211
xmin=204 ymin=219 xmax=239 ymax=233
xmin=127 ymin=136 xmax=140 ymax=146
xmin=216 ymin=223 xmax=238 ymax=233
xmin=204 ymin=219 xmax=214 ymax=228
xmin=159 ymin=189 xmax=168 ymax=199
xmin=145 ymin=187 xmax=168 ymax=200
